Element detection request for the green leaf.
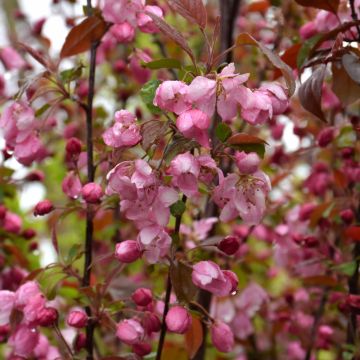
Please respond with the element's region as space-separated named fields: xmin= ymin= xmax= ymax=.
xmin=60 ymin=64 xmax=84 ymax=83
xmin=230 ymin=143 xmax=266 ymax=158
xmin=164 ymin=137 xmax=199 ymax=164
xmin=332 ymin=261 xmax=357 ymax=276
xmin=215 ymin=123 xmax=232 ymax=142
xmin=170 ymin=200 xmax=186 ymax=217
xmin=297 ymin=34 xmax=322 ymax=69
xmin=66 ymin=243 xmax=83 ymax=263
xmin=35 ymin=103 xmax=50 ymax=117
xmin=140 ymin=80 xmax=162 ymax=114
xmin=142 ymin=58 xmax=182 ymax=70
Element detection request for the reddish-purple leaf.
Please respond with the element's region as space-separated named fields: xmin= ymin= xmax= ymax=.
xmin=298 ymin=65 xmax=327 ymax=122
xmin=228 ymin=133 xmax=268 ymax=145
xmin=295 ymin=0 xmax=339 ymax=13
xmin=168 ymin=0 xmax=207 ymax=29
xmin=60 ymin=16 xmax=108 ymax=58
xmin=332 ymin=61 xmax=360 ymax=106
xmin=236 ymin=33 xmax=295 ymax=96
xmin=145 ymin=12 xmax=195 ymax=64
xmin=185 ymin=316 xmax=203 ymax=359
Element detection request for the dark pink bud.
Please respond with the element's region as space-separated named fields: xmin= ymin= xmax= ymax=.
xmin=340 ymin=209 xmax=354 ymax=224
xmin=165 ymin=306 xmax=192 ymax=334
xmin=32 ymin=18 xmax=46 ymax=35
xmin=223 ymin=270 xmax=238 ymax=293
xmin=317 ymin=127 xmax=335 ymax=147
xmin=113 ymin=59 xmax=127 ymax=73
xmin=67 ymin=310 xmax=88 ymax=328
xmin=217 ymin=236 xmax=240 ymax=255
xmin=34 ymin=200 xmax=54 ymax=216
xmin=132 ymin=342 xmax=152 ymax=356
xmin=81 ymin=182 xmax=103 ymax=204
xmin=74 ymin=333 xmax=86 ymax=352
xmin=115 ymin=240 xmax=141 ymax=263
xmin=132 ymin=288 xmax=153 ymax=307
xmin=66 ymin=137 xmax=82 ymax=159
xmin=347 ymin=294 xmax=360 ymax=308
xmin=341 ymin=147 xmax=354 ymax=159
xmin=142 ymin=313 xmax=161 ymax=334
xmin=303 ymin=235 xmax=319 ymax=248
xmin=37 ymin=307 xmax=58 ymax=327
xmin=299 ymin=203 xmax=316 ymax=221
xmin=22 ymin=228 xmax=36 ymax=240
xmin=25 ymin=170 xmax=45 ymax=182
xmin=0 ymin=205 xmax=6 ymax=220
xmin=28 ymin=242 xmax=38 ymax=252
xmin=210 ymin=321 xmax=234 ymax=353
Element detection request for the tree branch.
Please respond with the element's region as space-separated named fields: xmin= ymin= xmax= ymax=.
xmin=82 ymin=1 xmax=99 ymax=359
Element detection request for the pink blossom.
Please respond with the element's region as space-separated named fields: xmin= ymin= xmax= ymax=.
xmin=168 ymin=152 xmax=200 ymax=197
xmin=0 ymin=47 xmax=27 ymax=70
xmin=154 ymin=81 xmax=191 ymax=115
xmin=137 ymin=5 xmax=163 ymax=34
xmin=180 ymin=217 xmax=218 ymax=242
xmin=15 ymin=281 xmax=42 ymax=309
xmin=137 ymin=225 xmax=172 ymax=263
xmin=287 ymin=341 xmax=306 ymax=360
xmin=187 ymin=63 xmax=249 ymax=121
xmin=176 ymin=109 xmax=210 ymax=147
xmin=234 ymin=283 xmax=268 ymax=317
xmin=259 ymin=83 xmax=289 ymax=115
xmin=239 ymin=87 xmax=273 ymax=125
xmin=110 ymin=22 xmax=136 ymax=43
xmin=102 ymin=110 xmax=142 ymax=148
xmin=23 ymin=293 xmax=46 ymax=325
xmin=165 ymin=306 xmax=192 ymax=334
xmin=210 ymin=321 xmax=234 ymax=353
xmin=62 ymin=171 xmax=82 ymax=199
xmin=192 ymin=260 xmax=237 ymax=296
xmin=116 ymin=319 xmax=144 ymax=345
xmin=299 ymin=22 xmax=317 ymax=40
xmin=231 ymin=312 xmax=254 ymax=339
xmin=129 ymin=50 xmax=152 ymax=84
xmin=8 ymin=325 xmax=39 ymax=357
xmin=102 ymin=0 xmax=145 ymax=26
xmin=212 ymin=171 xmax=271 ymax=224
xmin=36 ymin=307 xmax=58 ymax=327
xmin=0 ymin=290 xmax=15 ymax=325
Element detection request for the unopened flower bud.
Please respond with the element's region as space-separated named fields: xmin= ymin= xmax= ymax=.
xmin=25 ymin=170 xmax=45 ymax=182
xmin=317 ymin=127 xmax=335 ymax=147
xmin=37 ymin=307 xmax=58 ymax=327
xmin=132 ymin=342 xmax=152 ymax=356
xmin=115 ymin=240 xmax=141 ymax=263
xmin=81 ymin=182 xmax=103 ymax=204
xmin=67 ymin=311 xmax=88 ymax=328
xmin=142 ymin=313 xmax=161 ymax=334
xmin=34 ymin=200 xmax=54 ymax=216
xmin=65 ymin=137 xmax=82 ymax=160
xmin=74 ymin=333 xmax=86 ymax=352
xmin=116 ymin=319 xmax=144 ymax=345
xmin=210 ymin=321 xmax=234 ymax=353
xmin=217 ymin=236 xmax=240 ymax=255
xmin=132 ymin=288 xmax=152 ymax=307
xmin=223 ymin=270 xmax=238 ymax=293
xmin=235 ymin=151 xmax=260 ymax=174
xmin=22 ymin=229 xmax=36 ymax=240
xmin=165 ymin=306 xmax=192 ymax=334
xmin=340 ymin=209 xmax=354 ymax=224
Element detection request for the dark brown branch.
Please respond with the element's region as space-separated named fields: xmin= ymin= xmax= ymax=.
xmin=82 ymin=1 xmax=99 ymax=359
xmin=155 ymin=194 xmax=187 ymax=360
xmin=304 ymin=288 xmax=329 ymax=360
